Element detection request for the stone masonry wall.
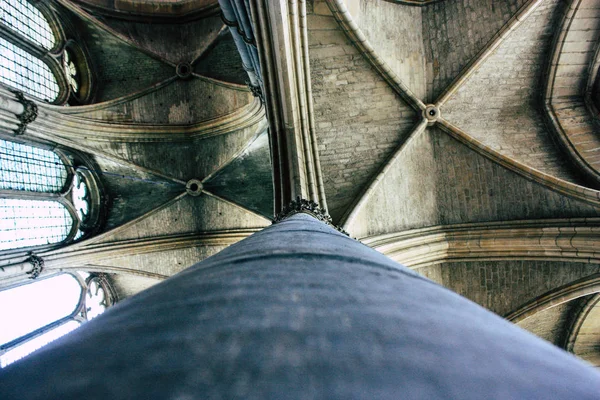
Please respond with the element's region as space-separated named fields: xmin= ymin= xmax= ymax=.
xmin=77 ymin=18 xmax=175 ymax=102
xmin=349 ymin=127 xmax=600 ymax=239
xmin=348 ymin=0 xmax=427 ymax=99
xmin=422 ymin=0 xmax=528 ymax=102
xmin=309 ymin=0 xmax=418 ymax=221
xmin=440 ymin=260 xmax=600 ymax=316
xmin=443 ymin=0 xmax=583 ymax=184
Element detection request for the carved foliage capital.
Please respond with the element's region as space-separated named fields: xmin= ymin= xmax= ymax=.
xmin=26 ymin=255 xmax=45 ymax=279
xmin=11 ymin=90 xmax=38 ymax=135
xmin=273 ymin=197 xmax=349 ymax=236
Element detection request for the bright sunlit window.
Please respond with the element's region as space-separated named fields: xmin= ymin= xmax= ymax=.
xmin=0 ymin=0 xmax=56 ymax=50
xmin=0 ymin=0 xmax=61 ymax=102
xmin=0 ymin=198 xmax=73 ymax=251
xmin=0 ymin=272 xmax=112 ymax=368
xmin=0 ymin=139 xmax=68 ymax=192
xmin=0 ymin=274 xmax=81 ymax=345
xmin=0 ymin=37 xmax=59 ymax=102
xmin=0 ymin=138 xmax=93 ymax=250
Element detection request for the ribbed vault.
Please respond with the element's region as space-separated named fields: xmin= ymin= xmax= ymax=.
xmin=3 ymin=0 xmax=600 ymax=372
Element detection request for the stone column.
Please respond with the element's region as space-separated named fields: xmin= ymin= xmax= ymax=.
xmin=1 ymin=213 xmax=599 ymax=399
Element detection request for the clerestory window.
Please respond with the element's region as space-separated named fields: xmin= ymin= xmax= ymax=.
xmin=0 ymin=271 xmax=115 ymax=368
xmin=0 ymin=137 xmax=101 ymax=251
xmin=0 ymin=0 xmax=92 ymax=104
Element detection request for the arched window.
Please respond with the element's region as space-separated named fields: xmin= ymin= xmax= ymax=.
xmin=0 ymin=0 xmax=92 ymax=104
xmin=0 ymin=137 xmax=102 ymax=252
xmin=0 ymin=271 xmax=115 ymax=367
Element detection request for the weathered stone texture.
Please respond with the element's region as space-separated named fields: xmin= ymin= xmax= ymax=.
xmin=551 ymin=1 xmax=600 ymax=99
xmin=93 ymin=156 xmax=183 ymax=231
xmin=107 ymin=194 xmax=268 ymax=242
xmin=349 ymin=0 xmax=427 ymax=99
xmin=77 ymin=19 xmax=174 ymax=102
xmin=547 ymin=4 xmax=600 ymax=178
xmin=443 ymin=0 xmax=583 ymax=184
xmin=422 ymin=0 xmax=527 ymax=102
xmin=309 ymin=0 xmax=418 ymax=221
xmin=194 ymin=31 xmax=249 ymax=85
xmin=205 ymin=131 xmax=274 ymax=218
xmin=518 ymin=299 xmax=583 ymax=347
xmin=98 ymin=15 xmax=224 ymax=64
xmin=439 ymin=260 xmax=600 ymax=316
xmin=94 ymin=246 xmax=228 ymax=280
xmin=350 ymin=127 xmax=600 ymax=239
xmin=109 ymin=274 xmax=162 ymax=300
xmin=415 ymin=264 xmax=443 ymax=284
xmin=572 ymin=295 xmax=600 ymax=357
xmin=92 ymin=120 xmax=265 ymax=182
xmin=77 ymin=79 xmax=252 ymax=124
xmin=552 ymin=101 xmax=600 ymax=172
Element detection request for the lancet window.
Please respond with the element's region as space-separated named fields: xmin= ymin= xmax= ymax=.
xmin=0 ymin=138 xmax=101 ymax=251
xmin=0 ymin=271 xmax=115 ymax=368
xmin=0 ymin=0 xmax=92 ymax=104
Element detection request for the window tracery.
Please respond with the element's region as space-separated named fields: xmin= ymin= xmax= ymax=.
xmin=0 ymin=137 xmax=101 ymax=252
xmin=0 ymin=0 xmax=109 ymax=372
xmin=0 ymin=271 xmax=115 ymax=368
xmin=0 ymin=0 xmax=56 ymax=50
xmin=0 ymin=0 xmax=92 ymax=104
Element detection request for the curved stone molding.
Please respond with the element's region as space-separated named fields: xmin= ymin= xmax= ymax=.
xmin=55 ymin=0 xmax=177 ymax=67
xmin=48 ymin=77 xmax=178 ymax=115
xmin=364 ymin=218 xmax=600 ymax=269
xmin=0 ymin=229 xmax=260 ymax=289
xmin=340 ymin=118 xmax=427 ymax=229
xmin=543 ymin=0 xmax=600 ymax=185
xmin=325 ymin=0 xmax=426 ymax=111
xmin=505 ymin=274 xmax=600 ymax=323
xmin=586 ymin=40 xmax=600 ymax=114
xmin=383 ymin=0 xmax=443 ymax=5
xmin=435 ymin=0 xmax=543 ymax=107
xmin=564 ymin=293 xmax=600 ymax=353
xmin=70 ymin=0 xmax=219 ymax=22
xmin=438 ymin=118 xmax=600 ymax=206
xmin=38 ymin=97 xmax=264 ymax=142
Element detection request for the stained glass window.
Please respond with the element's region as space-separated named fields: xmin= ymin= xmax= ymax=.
xmin=0 ymin=139 xmax=67 ymax=192
xmin=0 ymin=199 xmax=73 ymax=251
xmin=0 ymin=37 xmax=59 ymax=101
xmin=0 ymin=0 xmax=55 ymax=50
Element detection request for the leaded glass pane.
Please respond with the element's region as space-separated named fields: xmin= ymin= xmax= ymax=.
xmin=0 ymin=37 xmax=59 ymax=101
xmin=0 ymin=0 xmax=55 ymax=49
xmin=0 ymin=199 xmax=72 ymax=250
xmin=0 ymin=139 xmax=67 ymax=192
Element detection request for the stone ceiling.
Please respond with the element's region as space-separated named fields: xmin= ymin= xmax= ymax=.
xmin=27 ymin=0 xmax=600 ymax=365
